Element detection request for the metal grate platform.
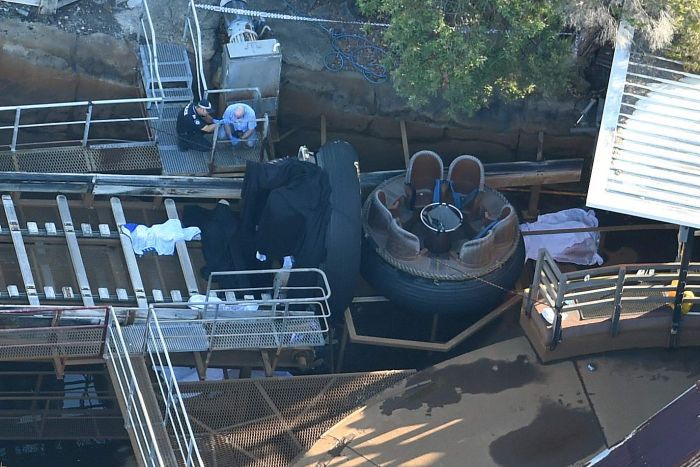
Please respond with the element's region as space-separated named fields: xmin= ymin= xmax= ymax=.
xmin=139 ymin=43 xmax=192 ymax=85
xmin=0 ymin=145 xmax=162 ymax=174
xmin=576 ymin=287 xmax=671 ymax=319
xmin=122 ymin=322 xmax=210 ymax=353
xmin=211 ymin=141 xmax=264 ymax=172
xmin=0 ymin=325 xmax=105 ymax=361
xmin=158 ymin=147 xmax=210 ymax=176
xmin=150 ymin=103 xmax=212 ymax=176
xmin=204 ymin=316 xmax=326 ymax=349
xmin=178 ymin=370 xmax=414 ymax=467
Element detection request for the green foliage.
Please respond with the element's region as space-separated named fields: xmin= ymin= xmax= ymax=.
xmin=358 ymin=0 xmax=700 ymax=116
xmin=561 ymin=0 xmax=700 ymax=70
xmin=357 ymin=0 xmax=576 ymax=116
xmin=666 ymin=0 xmax=700 ymax=71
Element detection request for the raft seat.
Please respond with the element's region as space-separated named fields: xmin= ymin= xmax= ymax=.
xmin=448 ymin=155 xmax=484 ymax=212
xmin=387 ymin=219 xmax=421 ymax=259
xmin=469 ymin=190 xmax=506 ymax=233
xmin=368 ymin=190 xmax=420 ymax=258
xmin=459 ymin=230 xmax=495 ymax=270
xmin=492 ymin=206 xmax=519 ymax=256
xmin=367 ymin=190 xmax=393 ymax=234
xmin=406 ymin=150 xmax=444 ymax=209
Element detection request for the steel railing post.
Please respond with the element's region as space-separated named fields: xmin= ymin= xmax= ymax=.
xmin=526 ymin=249 xmax=546 ymax=317
xmin=549 ymin=271 xmax=566 ymax=351
xmin=11 ymin=108 xmax=21 ymax=152
xmin=611 ymin=266 xmax=626 ymax=336
xmin=143 ymin=307 xmax=152 ymax=355
xmin=82 ymin=102 xmax=93 ymax=147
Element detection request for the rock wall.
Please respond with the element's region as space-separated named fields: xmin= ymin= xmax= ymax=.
xmin=0 ymin=4 xmax=596 ymax=170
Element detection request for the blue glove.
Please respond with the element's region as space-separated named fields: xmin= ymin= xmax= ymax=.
xmin=230 ymin=135 xmax=240 ymax=145
xmin=211 ymin=118 xmax=223 ymax=124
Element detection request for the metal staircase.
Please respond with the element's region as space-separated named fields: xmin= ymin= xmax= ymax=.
xmin=139 ymin=43 xmax=193 ymax=104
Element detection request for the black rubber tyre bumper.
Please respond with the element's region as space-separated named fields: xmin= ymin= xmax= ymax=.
xmin=316 ymin=141 xmax=362 ymax=319
xmin=361 ymin=236 xmax=526 ymax=315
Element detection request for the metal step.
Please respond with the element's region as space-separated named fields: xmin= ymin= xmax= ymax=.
xmin=140 ymin=44 xmax=192 ymax=87
xmin=145 ymin=87 xmax=194 ymax=103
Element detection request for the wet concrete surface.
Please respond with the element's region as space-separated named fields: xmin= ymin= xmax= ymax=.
xmin=576 ymin=347 xmax=700 ymax=445
xmin=489 ymin=401 xmax=605 ymax=467
xmin=298 ymin=333 xmax=700 ymax=466
xmin=380 ymin=354 xmax=542 ymax=416
xmin=297 ymin=337 xmax=603 ymax=466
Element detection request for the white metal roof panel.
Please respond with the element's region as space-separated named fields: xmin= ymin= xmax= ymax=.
xmin=587 ymin=22 xmax=700 ymax=228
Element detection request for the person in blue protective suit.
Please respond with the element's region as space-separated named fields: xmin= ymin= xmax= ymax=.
xmin=218 ymin=103 xmax=257 ymax=147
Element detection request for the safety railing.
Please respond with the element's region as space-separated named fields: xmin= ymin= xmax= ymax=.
xmin=139 ymin=0 xmax=166 ymax=111
xmin=144 ymin=309 xmax=205 ymax=467
xmin=0 ymin=98 xmax=162 ymax=152
xmin=0 ymin=307 xmax=109 ymax=361
xmin=184 ymin=0 xmax=208 ymax=100
xmin=149 ymin=268 xmax=331 ymax=352
xmin=105 ymin=307 xmax=167 ymax=467
xmin=526 ymin=249 xmax=700 ymax=349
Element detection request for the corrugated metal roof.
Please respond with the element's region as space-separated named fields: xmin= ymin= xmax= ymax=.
xmin=587 ymin=21 xmax=700 ymax=228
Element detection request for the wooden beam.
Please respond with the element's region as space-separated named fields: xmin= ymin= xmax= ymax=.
xmin=344 ymin=295 xmax=521 ymax=351
xmin=524 ymin=131 xmax=545 ymax=220
xmin=400 ymin=120 xmax=410 ymax=168
xmin=361 ymin=158 xmax=584 ymax=191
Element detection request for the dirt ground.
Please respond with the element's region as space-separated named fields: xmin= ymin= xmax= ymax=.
xmin=0 ymin=0 xmax=129 ymax=37
xmin=0 ymin=0 xmax=367 ymax=40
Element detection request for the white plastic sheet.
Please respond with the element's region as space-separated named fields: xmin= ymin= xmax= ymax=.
xmin=121 ymin=219 xmax=200 ymax=256
xmin=520 ymin=208 xmax=604 ymax=265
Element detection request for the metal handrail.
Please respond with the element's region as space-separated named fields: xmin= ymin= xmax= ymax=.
xmin=529 ymin=251 xmax=700 ymax=348
xmin=183 ymin=18 xmax=203 ymax=100
xmin=145 ymin=309 xmax=205 ymax=467
xmin=140 ymin=0 xmax=166 ymax=105
xmin=0 ymin=97 xmax=162 ymax=152
xmin=188 ymin=0 xmax=208 ymax=96
xmin=206 ymin=268 xmax=332 ymax=302
xmin=105 ymin=307 xmax=165 ymax=466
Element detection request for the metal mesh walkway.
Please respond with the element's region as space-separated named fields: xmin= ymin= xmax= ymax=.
xmin=178 ymin=370 xmax=414 ymax=467
xmin=574 ymin=287 xmax=671 ymax=319
xmin=0 ymin=145 xmax=163 ymax=174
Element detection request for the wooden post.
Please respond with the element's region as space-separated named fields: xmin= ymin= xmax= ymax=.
xmin=400 ymin=120 xmax=410 ymax=168
xmin=524 ymin=131 xmax=544 ymax=220
xmin=337 ymin=313 xmax=350 ymax=372
xmin=429 ymin=314 xmax=439 ymax=342
xmin=320 ymin=115 xmax=326 ymax=146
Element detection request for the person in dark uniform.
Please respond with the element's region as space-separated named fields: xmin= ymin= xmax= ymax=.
xmin=176 ymin=99 xmax=220 ymax=151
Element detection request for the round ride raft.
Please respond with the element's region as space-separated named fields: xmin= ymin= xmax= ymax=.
xmin=361 ymin=150 xmax=525 ymax=315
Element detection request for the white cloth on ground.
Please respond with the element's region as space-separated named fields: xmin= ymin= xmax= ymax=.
xmin=520 ymin=208 xmax=604 ymax=266
xmin=122 ymin=219 xmax=201 ymax=256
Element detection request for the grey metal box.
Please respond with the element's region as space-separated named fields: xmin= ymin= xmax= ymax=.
xmin=221 ymin=39 xmax=282 ymax=115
